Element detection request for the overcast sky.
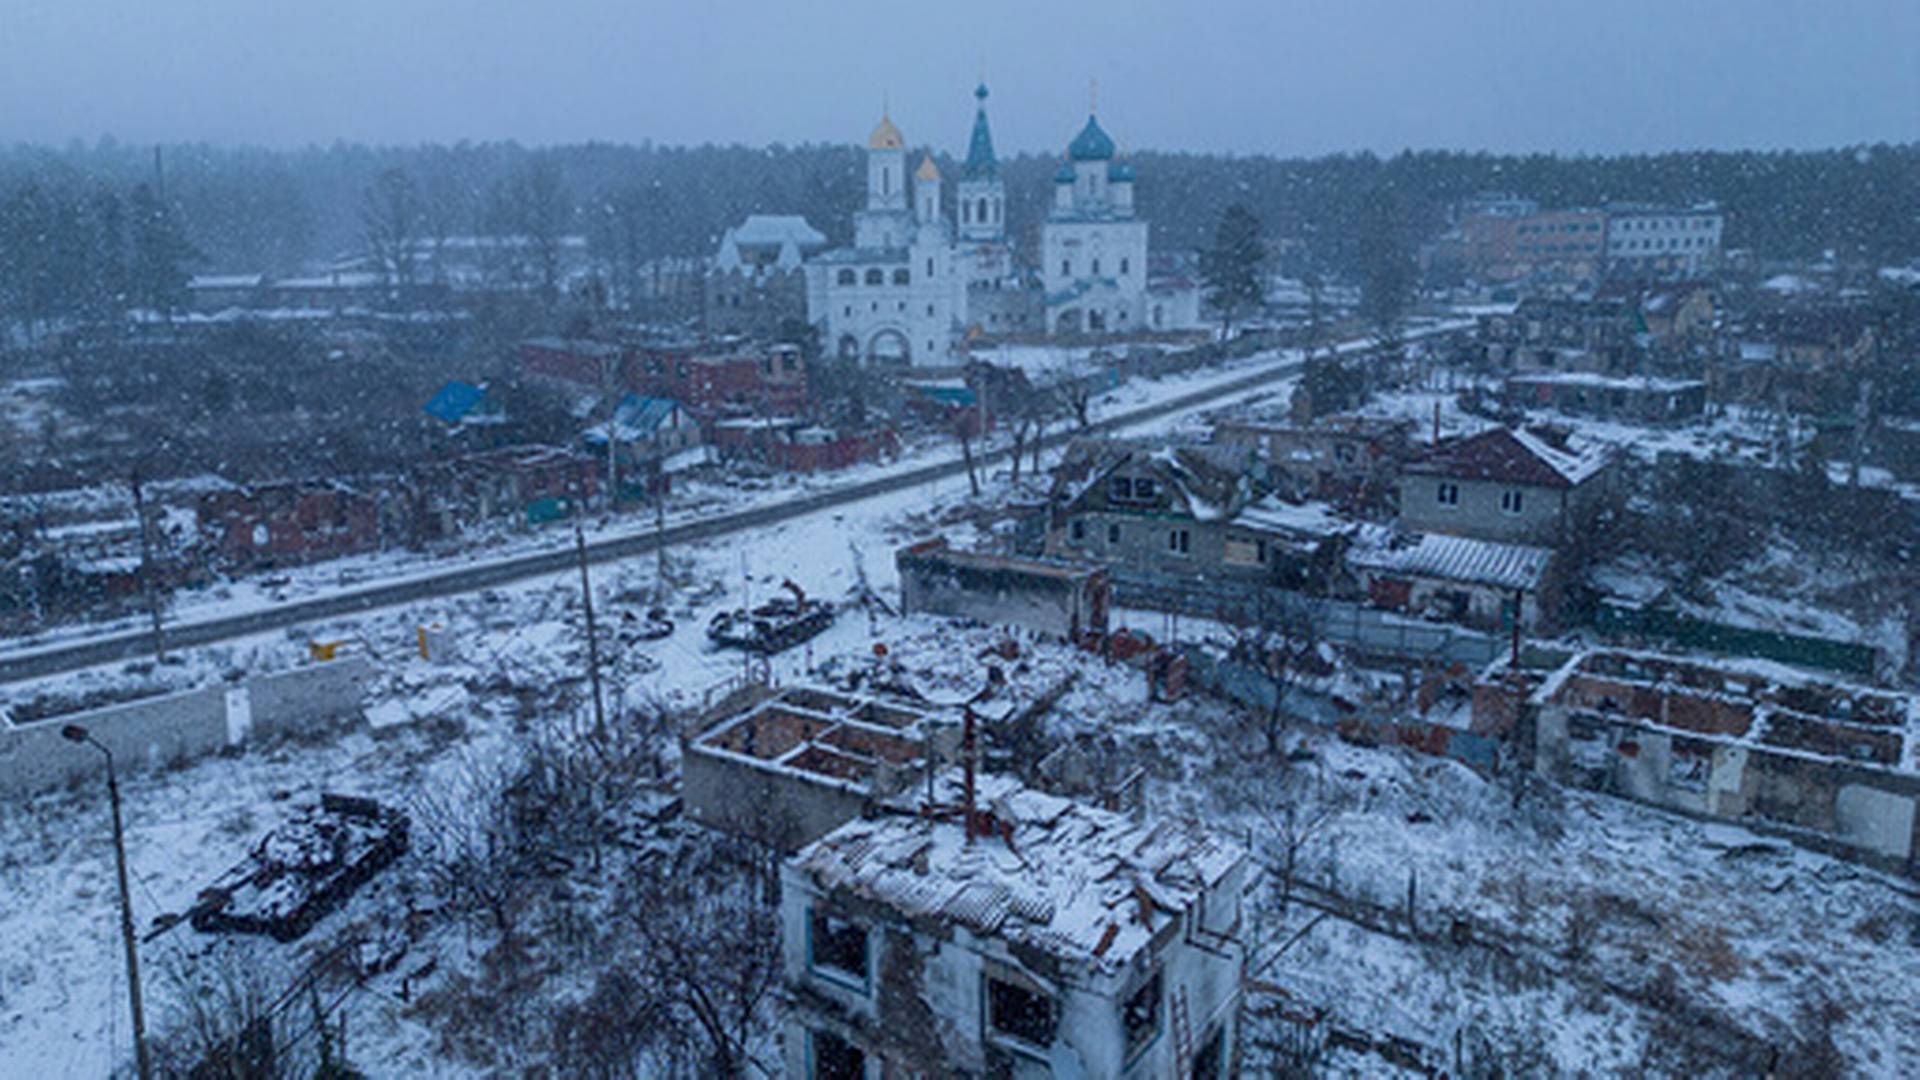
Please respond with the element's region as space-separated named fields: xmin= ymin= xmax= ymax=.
xmin=3 ymin=0 xmax=1915 ymax=157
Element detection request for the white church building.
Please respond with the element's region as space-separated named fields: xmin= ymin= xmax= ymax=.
xmin=809 ymin=112 xmax=969 ymax=367
xmin=809 ymin=88 xmax=1193 ymax=367
xmin=1042 ymin=114 xmax=1150 ymax=336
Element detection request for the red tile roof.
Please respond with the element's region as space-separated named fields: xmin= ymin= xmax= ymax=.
xmin=1403 ymin=427 xmax=1607 ymax=489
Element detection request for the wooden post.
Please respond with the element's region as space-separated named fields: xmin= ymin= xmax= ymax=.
xmin=130 ymin=469 xmax=165 ymax=662
xmin=1406 ymin=867 xmax=1418 ymax=936
xmin=962 ymin=703 xmax=977 ymax=846
xmin=576 ymin=524 xmax=606 ymax=741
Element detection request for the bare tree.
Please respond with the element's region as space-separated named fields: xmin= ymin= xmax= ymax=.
xmin=624 ymin=851 xmax=783 ymax=1075
xmin=361 ymin=168 xmax=421 ymax=301
xmin=956 ymin=409 xmax=981 ymax=497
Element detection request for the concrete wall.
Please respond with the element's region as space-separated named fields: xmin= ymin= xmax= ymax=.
xmin=246 ymin=657 xmax=374 ymax=740
xmin=902 ymin=570 xmax=1082 ymax=639
xmin=1 ymin=657 xmax=373 ymax=800
xmin=682 ymin=748 xmax=870 ymax=852
xmin=0 ymin=686 xmax=228 ymax=800
xmin=1535 ymin=704 xmax=1920 ymax=874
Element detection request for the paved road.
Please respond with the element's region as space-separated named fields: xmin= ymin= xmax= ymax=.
xmin=0 ymin=332 xmax=1454 ymax=685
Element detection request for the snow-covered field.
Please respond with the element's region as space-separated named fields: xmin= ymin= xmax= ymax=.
xmin=8 ymin=428 xmax=1916 ymax=1075
xmin=1 ymin=346 xmax=1319 ymax=1074
xmin=14 ymin=317 xmax=1906 ymax=1077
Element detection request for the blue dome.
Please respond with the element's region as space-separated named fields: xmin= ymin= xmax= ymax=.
xmin=1067 ymin=115 xmax=1116 ymax=161
xmin=1054 ymin=162 xmax=1076 ymax=183
xmin=1107 ymin=161 xmax=1135 ymax=182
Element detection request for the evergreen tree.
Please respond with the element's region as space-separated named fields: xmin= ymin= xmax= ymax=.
xmin=1200 ymin=202 xmax=1266 ymax=338
xmin=1356 ymin=186 xmax=1415 ymax=349
xmin=83 ymin=187 xmax=130 ymax=322
xmin=127 ymin=183 xmax=198 ymax=317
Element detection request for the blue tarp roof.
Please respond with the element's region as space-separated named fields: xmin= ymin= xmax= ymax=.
xmin=424 ymin=380 xmax=488 ymax=423
xmin=614 ymin=395 xmax=679 ymax=432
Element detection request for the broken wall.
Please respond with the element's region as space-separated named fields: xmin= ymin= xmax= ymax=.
xmin=0 ymin=657 xmax=374 ymax=800
xmin=682 ymin=747 xmax=870 ymax=852
xmin=1535 ymin=704 xmax=1919 ymax=873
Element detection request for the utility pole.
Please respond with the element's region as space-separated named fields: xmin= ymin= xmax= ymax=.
xmin=130 ymin=469 xmax=165 ymax=662
xmin=575 ymin=524 xmax=606 ymax=741
xmin=63 ymin=725 xmax=151 ymax=1080
xmin=654 ymin=461 xmax=667 ymax=604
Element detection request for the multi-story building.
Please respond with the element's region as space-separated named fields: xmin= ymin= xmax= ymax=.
xmin=1042 ymin=114 xmax=1150 ymax=335
xmin=781 ymin=772 xmax=1248 ymax=1077
xmin=1604 ymin=203 xmax=1724 ymax=276
xmin=1396 ymin=425 xmax=1611 ymax=547
xmin=811 ymin=110 xmax=971 ymax=366
xmin=1456 ymin=207 xmax=1609 ymax=283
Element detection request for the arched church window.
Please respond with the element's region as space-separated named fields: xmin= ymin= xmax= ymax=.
xmin=837 ymin=269 xmax=856 ymax=286
xmin=926 ymin=258 xmax=934 ymax=277
xmin=1092 ymin=258 xmax=1101 ymax=276
xmin=1120 ymin=257 xmax=1130 ymax=275
xmin=1061 ymin=259 xmax=1071 ymax=277
xmin=893 ymin=269 xmax=910 ymax=286
xmin=977 ymin=197 xmax=988 ymax=223
xmin=865 ymin=269 xmax=884 ymax=286
xmin=962 ymin=202 xmax=971 ymax=224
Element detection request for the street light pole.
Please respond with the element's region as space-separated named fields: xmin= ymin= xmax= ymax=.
xmin=63 ymin=725 xmax=152 ymax=1080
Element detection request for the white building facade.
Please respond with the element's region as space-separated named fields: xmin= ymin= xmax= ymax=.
xmin=809 ymin=93 xmax=1193 ymax=359
xmin=811 ymin=114 xmax=970 ymax=367
xmin=1605 ymin=203 xmax=1725 ymax=276
xmin=1042 ymin=115 xmax=1150 ymax=336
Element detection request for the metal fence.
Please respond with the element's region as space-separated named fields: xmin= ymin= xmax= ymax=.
xmin=1110 ymin=569 xmax=1502 ymax=668
xmin=1594 ymin=602 xmax=1877 ymax=678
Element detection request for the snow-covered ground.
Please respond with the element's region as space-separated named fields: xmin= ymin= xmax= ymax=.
xmin=6 ymin=418 xmax=1916 ymax=1073
xmin=1 ymin=337 xmax=1329 ymax=1073
xmin=0 ymin=334 xmax=1329 ymax=664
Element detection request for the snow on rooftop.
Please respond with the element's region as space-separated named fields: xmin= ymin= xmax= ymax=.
xmin=1508 ymin=426 xmax=1610 ymax=485
xmin=1235 ymin=495 xmax=1350 ymax=538
xmin=1509 ymin=372 xmax=1704 ymax=392
xmin=791 ymin=772 xmax=1244 ymax=973
xmin=1349 ymin=531 xmax=1554 ymax=592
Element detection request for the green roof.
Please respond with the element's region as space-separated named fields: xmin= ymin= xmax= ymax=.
xmin=1068 ymin=115 xmax=1116 ymax=161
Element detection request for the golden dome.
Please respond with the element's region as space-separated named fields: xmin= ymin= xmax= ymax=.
xmin=869 ymin=113 xmax=904 ymax=150
xmin=915 ymin=155 xmax=941 ymax=181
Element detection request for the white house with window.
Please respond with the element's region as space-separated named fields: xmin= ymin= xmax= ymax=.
xmin=1397 ymin=426 xmax=1611 ymax=547
xmin=779 ymin=772 xmax=1247 ymax=1078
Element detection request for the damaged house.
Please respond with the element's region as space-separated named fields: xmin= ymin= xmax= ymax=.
xmin=1051 ymin=440 xmax=1348 ymax=589
xmin=1357 ymin=425 xmax=1612 ymax=632
xmin=681 ymin=683 xmax=957 ymax=851
xmin=896 ymin=538 xmax=1111 ymax=642
xmin=1210 ymin=413 xmax=1413 ymax=513
xmin=781 ymin=772 xmax=1248 ymax=1077
xmin=1513 ymin=649 xmax=1919 ymax=874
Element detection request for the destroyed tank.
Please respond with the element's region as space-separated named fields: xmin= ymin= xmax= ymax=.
xmin=707 ymin=579 xmax=835 ymax=654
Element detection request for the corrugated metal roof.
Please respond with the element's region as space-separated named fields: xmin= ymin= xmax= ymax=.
xmin=1349 ymin=532 xmax=1554 ymax=591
